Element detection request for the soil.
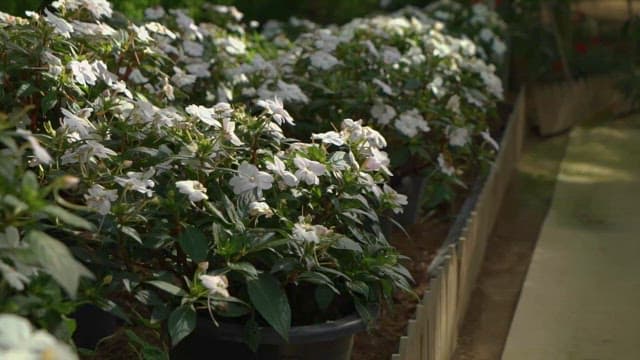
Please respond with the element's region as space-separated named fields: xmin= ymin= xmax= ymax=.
xmin=351 ymin=217 xmax=451 ymax=360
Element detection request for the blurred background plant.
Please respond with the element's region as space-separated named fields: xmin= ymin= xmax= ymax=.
xmin=502 ymin=0 xmax=634 ymax=85
xmin=2 ymin=0 xmax=434 ymax=24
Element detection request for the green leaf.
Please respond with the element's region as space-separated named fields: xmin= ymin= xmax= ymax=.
xmin=177 ymin=226 xmax=208 ymax=262
xmin=146 ymin=280 xmax=187 ymax=297
xmin=41 ymin=92 xmax=58 ymax=114
xmin=1 ymin=195 xmax=28 ymax=213
xmin=296 ymin=272 xmax=338 ymax=293
xmin=41 ymin=205 xmax=95 ymax=231
xmin=247 ymin=273 xmax=291 ymax=342
xmin=125 ymin=329 xmax=169 ymax=360
xmin=118 ymin=225 xmax=142 ymax=244
xmin=25 ymin=230 xmax=93 ymax=298
xmin=227 ymin=262 xmax=259 ymax=280
xmin=244 ymin=317 xmax=261 ymax=352
xmin=347 ymin=281 xmax=369 ymax=297
xmin=315 ymin=286 xmax=335 ymax=310
xmin=332 ymin=237 xmax=363 ymax=252
xmin=168 ymin=305 xmax=197 ymax=347
xmin=204 ymin=201 xmax=231 ymax=225
xmin=16 ymin=83 xmax=38 ymax=98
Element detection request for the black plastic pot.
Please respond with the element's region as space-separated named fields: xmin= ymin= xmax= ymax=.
xmin=171 ymin=313 xmax=366 ymax=360
xmin=71 ymin=304 xmax=119 ymax=349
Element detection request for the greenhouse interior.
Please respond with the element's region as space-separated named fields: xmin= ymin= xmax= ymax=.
xmin=1 ymin=0 xmax=639 ymax=359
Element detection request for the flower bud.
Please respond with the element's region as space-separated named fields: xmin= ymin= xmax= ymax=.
xmin=197 ymin=261 xmax=209 ymax=273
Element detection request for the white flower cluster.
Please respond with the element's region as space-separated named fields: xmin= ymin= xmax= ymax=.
xmin=0 ymin=314 xmax=78 ymax=360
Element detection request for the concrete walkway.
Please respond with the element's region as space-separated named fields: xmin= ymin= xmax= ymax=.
xmin=502 ymin=116 xmax=640 ymax=360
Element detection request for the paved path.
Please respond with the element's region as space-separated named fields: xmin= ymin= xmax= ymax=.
xmin=502 ymin=116 xmax=640 ymax=360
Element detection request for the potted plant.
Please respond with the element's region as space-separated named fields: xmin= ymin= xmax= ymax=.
xmin=0 ymin=4 xmax=413 ymax=357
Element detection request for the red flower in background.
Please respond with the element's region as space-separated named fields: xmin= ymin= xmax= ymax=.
xmin=552 ymin=59 xmax=564 ymax=74
xmin=574 ymin=42 xmax=588 ymax=54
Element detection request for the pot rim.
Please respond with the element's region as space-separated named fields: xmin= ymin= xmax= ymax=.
xmin=196 ymin=312 xmax=367 ymax=345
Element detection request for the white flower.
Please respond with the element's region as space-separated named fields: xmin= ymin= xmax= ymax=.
xmin=43 ymin=9 xmax=73 ymax=38
xmin=84 ymin=184 xmax=118 ymax=215
xmin=309 ymin=51 xmax=341 ymax=70
xmin=222 ymin=118 xmax=243 ymax=146
xmin=480 ymin=69 xmax=503 ymax=99
xmin=161 ymin=76 xmax=174 ymax=101
xmin=144 ymin=6 xmax=165 ymax=20
xmin=218 ymin=36 xmax=247 ymax=55
xmin=92 ymin=60 xmax=116 ymax=86
xmin=363 ymin=127 xmax=388 ymax=149
xmin=16 ymin=129 xmax=52 ymax=165
xmin=292 ymin=223 xmax=330 ymax=244
xmin=60 ymin=108 xmax=95 ymax=140
xmin=70 ymin=20 xmax=116 ymax=37
xmin=341 ymin=118 xmax=365 ymax=142
xmin=493 ymin=38 xmax=507 ymax=57
xmin=115 ymin=169 xmax=155 ymax=197
xmin=68 ymin=60 xmax=97 ymax=86
xmin=480 ymin=28 xmax=494 ymax=42
xmin=294 ymin=156 xmax=326 ymax=186
xmin=0 ymin=262 xmax=30 ymax=291
xmin=382 ymin=184 xmax=408 ymax=214
xmin=395 ymin=109 xmax=430 ymax=137
xmin=171 ymin=67 xmax=197 ymax=88
xmin=210 ymin=5 xmax=244 ymax=21
xmin=446 ymin=95 xmax=461 ymax=115
xmin=60 ymin=141 xmax=117 ymax=165
xmin=427 ymin=76 xmax=445 ymax=98
xmin=372 ymin=78 xmax=394 ymax=96
xmin=186 ymin=103 xmax=232 ymax=127
xmin=370 ymin=103 xmax=396 ymax=126
xmin=172 ymin=9 xmax=203 ymax=40
xmin=258 ymin=80 xmax=309 ymax=104
xmin=131 ymin=24 xmax=153 ymax=42
xmin=481 ymin=130 xmax=499 ymax=151
xmin=362 ymin=40 xmax=379 ymax=57
xmin=437 ymin=154 xmax=455 ymax=176
xmin=0 ymin=314 xmax=78 ymax=360
xmin=183 ymin=40 xmax=204 ymax=57
xmin=448 ymin=127 xmax=470 ymax=147
xmin=199 ymin=274 xmax=229 ymax=298
xmin=256 ymin=97 xmax=295 ymax=126
xmin=176 ymin=180 xmax=208 ymax=202
xmin=185 ymin=62 xmax=211 ymax=78
xmin=248 ymin=201 xmax=273 ymax=218
xmin=362 ymin=148 xmax=390 ymax=174
xmin=312 ymin=131 xmax=344 ymax=146
xmin=145 ymin=22 xmax=177 ymax=39
xmin=82 ymin=0 xmax=113 ymax=19
xmin=382 ymin=46 xmax=401 ymax=64
xmin=128 ymin=68 xmax=149 ymax=84
xmin=266 ymin=157 xmax=298 ymax=188
xmin=229 ymin=162 xmax=274 ymax=194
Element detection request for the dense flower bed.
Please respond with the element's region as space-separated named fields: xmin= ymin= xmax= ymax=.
xmin=0 ymin=0 xmax=505 ymax=356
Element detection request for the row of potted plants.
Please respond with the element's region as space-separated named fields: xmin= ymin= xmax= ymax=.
xmin=0 ymin=0 xmax=506 ymax=358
